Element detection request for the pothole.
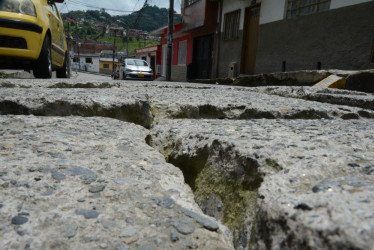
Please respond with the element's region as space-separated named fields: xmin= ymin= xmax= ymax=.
xmin=146 ymin=135 xmax=264 ymax=249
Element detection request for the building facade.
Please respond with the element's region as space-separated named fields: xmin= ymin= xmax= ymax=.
xmin=218 ymin=0 xmax=374 ymax=77
xmin=136 ymin=45 xmax=158 ymax=78
xmin=153 ymin=0 xmax=219 ymax=81
xmin=72 ymin=53 xmax=100 ymax=73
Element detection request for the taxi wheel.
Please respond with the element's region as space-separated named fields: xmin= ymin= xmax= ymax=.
xmin=56 ymin=53 xmax=69 ymax=78
xmin=33 ymin=35 xmax=52 ymax=79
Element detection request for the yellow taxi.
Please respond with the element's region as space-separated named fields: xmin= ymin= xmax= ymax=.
xmin=0 ymin=0 xmax=68 ymax=78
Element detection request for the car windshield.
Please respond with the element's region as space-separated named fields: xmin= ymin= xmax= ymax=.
xmin=126 ymin=59 xmax=148 ymax=67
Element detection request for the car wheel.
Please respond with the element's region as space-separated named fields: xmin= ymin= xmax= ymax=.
xmin=33 ymin=35 xmax=52 ymax=79
xmin=56 ymin=53 xmax=69 ymax=78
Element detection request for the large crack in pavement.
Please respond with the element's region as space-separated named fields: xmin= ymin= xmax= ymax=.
xmin=1 ymin=79 xmax=374 ymax=249
xmin=146 ymin=132 xmax=264 ymax=249
xmin=147 ymin=119 xmax=374 ymax=249
xmin=2 ymin=80 xmax=374 ymax=128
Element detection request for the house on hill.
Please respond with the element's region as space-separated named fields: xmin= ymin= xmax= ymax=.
xmin=71 ymin=40 xmax=116 ymax=73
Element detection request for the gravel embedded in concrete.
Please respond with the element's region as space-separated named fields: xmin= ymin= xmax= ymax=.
xmin=1 ymin=81 xmax=373 ymax=128
xmin=1 ymin=78 xmax=373 ymax=250
xmin=0 ymin=115 xmax=233 ymax=249
xmin=148 ymin=119 xmax=374 ymax=249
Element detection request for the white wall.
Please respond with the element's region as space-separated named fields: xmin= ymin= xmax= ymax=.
xmin=221 ymin=0 xmax=287 ymax=29
xmin=330 ymin=0 xmax=373 ymax=9
xmin=259 ymin=0 xmax=374 ymax=25
xmin=71 ymin=56 xmax=100 ymax=73
xmin=260 ymin=0 xmax=287 ymax=24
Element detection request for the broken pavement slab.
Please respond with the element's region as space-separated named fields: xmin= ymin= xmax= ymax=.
xmin=0 ymin=115 xmax=233 ymax=250
xmin=250 ymin=86 xmax=374 ymax=111
xmin=1 ymin=81 xmax=374 ymax=128
xmin=1 ymin=78 xmax=374 ymax=249
xmin=193 ymin=70 xmax=331 ymax=87
xmin=148 ymin=119 xmax=374 ymax=249
xmin=193 ymin=69 xmax=374 ymax=94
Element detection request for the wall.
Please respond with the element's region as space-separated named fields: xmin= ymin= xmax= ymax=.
xmin=71 ymin=56 xmax=99 ymax=73
xmin=99 ymin=60 xmax=119 ymax=75
xmin=173 ymin=35 xmax=193 ymax=66
xmin=183 ymin=0 xmax=206 ymax=29
xmin=218 ymin=31 xmax=243 ymax=78
xmin=258 ymin=0 xmax=374 ymax=24
xmin=259 ymin=0 xmax=286 ymax=24
xmin=255 ymin=1 xmax=374 ymax=74
xmin=221 ymin=0 xmax=254 ymax=31
xmin=218 ymin=0 xmax=255 ymax=78
xmin=171 ymin=65 xmax=188 ymax=82
xmin=330 ymin=0 xmax=373 ymax=9
xmin=159 ymin=22 xmax=193 ymax=81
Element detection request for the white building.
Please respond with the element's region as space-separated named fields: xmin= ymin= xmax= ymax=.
xmin=71 ymin=53 xmax=100 ymax=73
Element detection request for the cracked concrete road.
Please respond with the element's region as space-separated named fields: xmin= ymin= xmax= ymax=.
xmin=0 ymin=78 xmax=373 ymax=250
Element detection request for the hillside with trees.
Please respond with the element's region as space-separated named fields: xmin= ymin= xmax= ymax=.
xmin=61 ymin=5 xmax=178 ymax=35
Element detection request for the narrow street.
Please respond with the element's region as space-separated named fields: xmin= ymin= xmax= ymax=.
xmin=1 ymin=0 xmax=373 ymax=248
xmin=70 ymin=71 xmax=113 ymax=81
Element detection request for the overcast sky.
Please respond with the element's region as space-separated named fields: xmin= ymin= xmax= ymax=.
xmin=56 ymin=0 xmax=182 ymax=15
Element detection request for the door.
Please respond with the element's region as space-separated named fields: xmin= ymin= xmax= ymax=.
xmin=150 ymin=55 xmax=156 ymax=78
xmin=241 ymin=6 xmax=260 ymax=75
xmin=193 ymin=34 xmax=214 ymax=79
xmin=162 ymin=44 xmax=167 ymax=76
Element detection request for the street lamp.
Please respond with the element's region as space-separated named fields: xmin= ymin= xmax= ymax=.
xmin=78 ymin=42 xmax=81 ymax=71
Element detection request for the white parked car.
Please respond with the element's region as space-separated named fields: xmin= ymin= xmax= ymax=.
xmin=120 ymin=59 xmax=153 ymax=80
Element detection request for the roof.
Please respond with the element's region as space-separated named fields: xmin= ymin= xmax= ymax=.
xmin=150 ymin=25 xmax=167 ymax=36
xmin=136 ymin=45 xmax=158 ymax=53
xmin=100 ymin=58 xmax=119 ymax=62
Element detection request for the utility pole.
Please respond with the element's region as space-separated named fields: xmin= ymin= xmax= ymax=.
xmin=117 ymin=20 xmax=129 ymax=59
xmin=112 ymin=29 xmax=117 ymax=76
xmin=78 ymin=42 xmax=81 ymax=71
xmin=166 ymin=0 xmax=174 ymax=81
xmin=126 ymin=26 xmax=129 ymax=58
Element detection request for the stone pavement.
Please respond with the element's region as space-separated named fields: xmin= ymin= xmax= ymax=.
xmin=0 ymin=79 xmax=373 ymax=249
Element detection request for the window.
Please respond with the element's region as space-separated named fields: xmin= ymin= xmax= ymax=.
xmin=185 ymin=0 xmax=199 ymax=7
xmin=85 ymin=58 xmax=92 ymax=64
xmin=126 ymin=59 xmax=148 ymax=66
xmin=48 ymin=4 xmax=59 ymax=18
xmin=178 ymin=40 xmax=187 ymax=65
xmin=223 ymin=10 xmax=241 ymax=41
xmin=103 ymin=64 xmax=109 ymax=69
xmin=73 ymin=57 xmax=79 ymax=63
xmin=287 ymin=0 xmax=330 ymax=19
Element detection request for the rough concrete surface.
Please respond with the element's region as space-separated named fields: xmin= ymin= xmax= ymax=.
xmin=0 ymin=116 xmax=232 ymax=250
xmin=194 ymin=70 xmax=374 ymax=94
xmin=250 ymin=86 xmax=374 ymax=111
xmin=1 ymin=80 xmax=374 ymax=128
xmin=1 ymin=78 xmax=374 ymax=249
xmin=148 ymin=119 xmax=374 ymax=249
